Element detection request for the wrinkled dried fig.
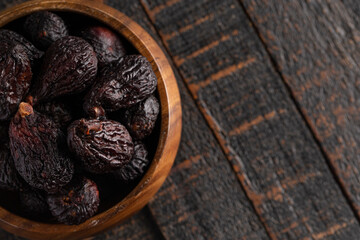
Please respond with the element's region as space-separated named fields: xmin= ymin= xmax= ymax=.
xmin=0 ymin=41 xmax=32 ymax=120
xmin=47 ymin=177 xmax=99 ymax=225
xmin=31 ymin=36 xmax=98 ymax=103
xmin=81 ymin=26 xmax=126 ymax=67
xmin=0 ymin=29 xmax=43 ymax=66
xmin=24 ymin=11 xmax=69 ymax=50
xmin=0 ymin=144 xmax=24 ymax=191
xmin=123 ymin=95 xmax=160 ymax=139
xmin=111 ymin=141 xmax=150 ymax=183
xmin=9 ymin=102 xmax=74 ymax=193
xmin=84 ymin=55 xmax=157 ymax=114
xmin=67 ymin=118 xmax=134 ymax=174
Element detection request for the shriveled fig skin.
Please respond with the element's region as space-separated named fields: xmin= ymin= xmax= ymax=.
xmin=31 ymin=36 xmax=98 ymax=103
xmin=0 ymin=41 xmax=32 ymax=121
xmin=67 ymin=118 xmax=134 ymax=174
xmin=111 ymin=141 xmax=150 ymax=183
xmin=0 ymin=144 xmax=25 ymax=191
xmin=9 ymin=103 xmax=74 ymax=193
xmin=83 ymin=55 xmax=157 ymax=114
xmin=123 ymin=95 xmax=160 ymax=140
xmin=0 ymin=29 xmax=43 ymax=66
xmin=24 ymin=11 xmax=69 ymax=50
xmin=81 ymin=26 xmax=126 ymax=67
xmin=47 ymin=177 xmax=99 ymax=225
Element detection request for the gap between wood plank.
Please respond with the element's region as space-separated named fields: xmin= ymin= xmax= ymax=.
xmin=235 ymin=0 xmax=360 ymax=225
xmin=143 ymin=206 xmax=167 ymax=240
xmin=137 ymin=1 xmax=274 ymax=239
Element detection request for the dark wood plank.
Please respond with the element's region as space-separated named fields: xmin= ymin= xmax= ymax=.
xmin=91 ymin=208 xmax=164 ymax=240
xmin=140 ymin=0 xmax=360 ymax=239
xmin=342 ymin=0 xmax=360 ymax=17
xmin=0 ymin=230 xmax=25 ymax=240
xmin=0 ymin=0 xmax=26 ymax=9
xmin=106 ymin=1 xmax=270 ymax=239
xmin=240 ymin=0 xmax=360 ymax=218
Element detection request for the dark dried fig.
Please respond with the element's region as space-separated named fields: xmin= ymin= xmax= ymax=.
xmin=123 ymin=95 xmax=160 ymax=139
xmin=111 ymin=141 xmax=150 ymax=183
xmin=31 ymin=36 xmax=98 ymax=103
xmin=0 ymin=41 xmax=32 ymax=121
xmin=67 ymin=118 xmax=134 ymax=174
xmin=24 ymin=11 xmax=69 ymax=50
xmin=0 ymin=29 xmax=43 ymax=66
xmin=47 ymin=177 xmax=99 ymax=225
xmin=35 ymin=100 xmax=73 ymax=130
xmin=84 ymin=55 xmax=157 ymax=114
xmin=81 ymin=26 xmax=126 ymax=67
xmin=9 ymin=102 xmax=74 ymax=193
xmin=20 ymin=188 xmax=50 ymax=217
xmin=0 ymin=144 xmax=24 ymax=191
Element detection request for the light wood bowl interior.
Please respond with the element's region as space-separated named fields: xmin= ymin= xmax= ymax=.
xmin=0 ymin=0 xmax=182 ymax=239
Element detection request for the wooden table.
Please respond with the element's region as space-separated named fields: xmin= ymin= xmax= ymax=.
xmin=2 ymin=0 xmax=360 ymax=239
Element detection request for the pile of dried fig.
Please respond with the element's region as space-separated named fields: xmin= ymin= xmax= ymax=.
xmin=0 ymin=11 xmax=160 ymax=225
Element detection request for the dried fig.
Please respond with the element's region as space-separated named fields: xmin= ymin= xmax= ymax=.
xmin=24 ymin=11 xmax=69 ymax=50
xmin=67 ymin=118 xmax=134 ymax=174
xmin=0 ymin=29 xmax=43 ymax=66
xmin=111 ymin=141 xmax=150 ymax=183
xmin=9 ymin=102 xmax=74 ymax=193
xmin=31 ymin=36 xmax=98 ymax=103
xmin=84 ymin=55 xmax=157 ymax=114
xmin=0 ymin=41 xmax=32 ymax=120
xmin=47 ymin=177 xmax=99 ymax=225
xmin=0 ymin=144 xmax=24 ymax=191
xmin=81 ymin=26 xmax=126 ymax=67
xmin=123 ymin=95 xmax=160 ymax=139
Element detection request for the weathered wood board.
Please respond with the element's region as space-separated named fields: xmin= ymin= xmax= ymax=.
xmin=140 ymin=0 xmax=360 ymax=239
xmin=241 ymin=0 xmax=360 ymax=218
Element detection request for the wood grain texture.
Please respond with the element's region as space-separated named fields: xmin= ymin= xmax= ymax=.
xmin=91 ymin=208 xmax=164 ymax=240
xmin=107 ymin=1 xmax=270 ymax=239
xmin=140 ymin=0 xmax=360 ymax=239
xmin=240 ymin=0 xmax=360 ymax=218
xmin=0 ymin=0 xmax=26 ymax=10
xmin=0 ymin=1 xmax=181 ymax=239
xmin=343 ymin=0 xmax=360 ymax=19
xmin=0 ymin=230 xmax=25 ymax=240
xmin=0 ymin=0 xmax=104 ymax=6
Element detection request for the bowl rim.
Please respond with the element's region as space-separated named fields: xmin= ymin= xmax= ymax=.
xmin=0 ymin=0 xmax=182 ymax=239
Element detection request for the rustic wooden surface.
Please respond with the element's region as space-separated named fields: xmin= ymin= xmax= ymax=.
xmin=1 ymin=0 xmax=360 ymax=239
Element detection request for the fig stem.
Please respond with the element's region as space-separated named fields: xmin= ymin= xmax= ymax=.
xmin=18 ymin=102 xmax=33 ymax=118
xmin=79 ymin=119 xmax=102 ymax=135
xmin=25 ymin=95 xmax=34 ymax=106
xmin=89 ymin=106 xmax=106 ymax=119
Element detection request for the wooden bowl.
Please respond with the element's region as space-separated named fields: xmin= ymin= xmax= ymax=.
xmin=0 ymin=0 xmax=182 ymax=239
